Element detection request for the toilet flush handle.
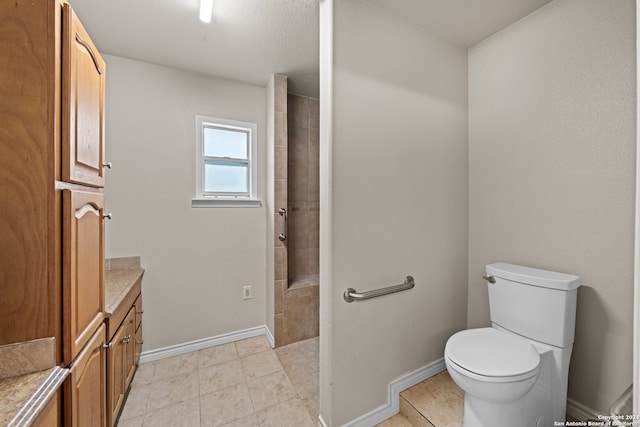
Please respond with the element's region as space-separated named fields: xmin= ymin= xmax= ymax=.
xmin=482 ymin=274 xmax=496 ymax=284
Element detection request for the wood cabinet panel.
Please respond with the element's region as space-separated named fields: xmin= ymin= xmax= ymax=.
xmin=0 ymin=0 xmax=61 ymax=350
xmin=63 ymin=189 xmax=105 ymax=365
xmin=65 ymin=323 xmax=106 ymax=427
xmin=33 ymin=389 xmax=61 ymax=427
xmin=62 ymin=3 xmax=106 ymax=188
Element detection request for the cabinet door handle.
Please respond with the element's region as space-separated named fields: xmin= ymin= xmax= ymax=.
xmin=103 ymin=213 xmax=112 ymax=220
xmin=103 ymin=342 xmax=113 ymax=349
xmin=102 ymin=162 xmax=113 ymax=169
xmin=136 ymin=340 xmax=144 ymax=345
xmin=123 ymin=335 xmax=131 ymax=344
xmin=136 ymin=309 xmax=144 ymax=315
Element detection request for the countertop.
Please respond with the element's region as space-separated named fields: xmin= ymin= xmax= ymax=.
xmin=105 ymin=268 xmax=145 ymax=315
xmin=0 ymin=367 xmax=67 ymax=426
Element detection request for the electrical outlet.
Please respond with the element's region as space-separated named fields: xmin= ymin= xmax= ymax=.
xmin=242 ymin=285 xmax=252 ymax=300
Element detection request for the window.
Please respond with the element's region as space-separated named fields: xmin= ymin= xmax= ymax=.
xmin=193 ymin=115 xmax=260 ymax=207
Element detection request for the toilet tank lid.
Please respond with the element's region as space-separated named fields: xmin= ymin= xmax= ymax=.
xmin=487 ymin=263 xmax=581 ymax=291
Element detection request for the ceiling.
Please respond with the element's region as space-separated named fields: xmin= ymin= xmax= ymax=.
xmin=70 ymin=0 xmax=554 ymax=99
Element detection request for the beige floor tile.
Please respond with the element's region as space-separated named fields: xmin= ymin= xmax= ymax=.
xmin=220 ymin=413 xmax=260 ymax=427
xmin=399 ymin=396 xmax=434 ymax=427
xmin=240 ymin=350 xmax=283 ymax=380
xmin=147 ymin=370 xmax=200 ymax=411
xmin=275 ymin=345 xmax=307 ymax=368
xmin=247 ymin=370 xmax=298 ymax=411
xmin=235 ymin=336 xmax=271 ymax=357
xmin=255 ymin=398 xmax=315 ymax=427
xmin=117 ymin=415 xmax=144 ymax=427
xmin=285 ymin=363 xmax=318 ymax=403
xmin=375 ymin=414 xmax=415 ymax=427
xmin=131 ymin=363 xmax=155 ymax=386
xmin=198 ymin=342 xmax=238 ymax=369
xmin=299 ymin=337 xmax=319 ymax=355
xmin=306 ymin=350 xmax=319 ymax=372
xmin=151 ymin=352 xmax=199 ymax=381
xmin=200 ymin=359 xmax=245 ymax=396
xmin=200 ymin=382 xmax=255 ymax=427
xmin=119 ymin=384 xmax=151 ymax=421
xmin=400 ymin=371 xmax=463 ymax=427
xmin=141 ymin=398 xmax=200 ymax=427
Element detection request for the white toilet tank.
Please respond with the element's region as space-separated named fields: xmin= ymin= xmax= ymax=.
xmin=486 ymin=263 xmax=581 ymax=348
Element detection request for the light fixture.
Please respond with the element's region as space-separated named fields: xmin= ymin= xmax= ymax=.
xmin=199 ymin=0 xmax=213 ymax=23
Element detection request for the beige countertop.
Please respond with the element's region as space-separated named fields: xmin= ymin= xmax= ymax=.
xmin=105 ymin=268 xmax=145 ymax=315
xmin=0 ymin=366 xmax=67 ymax=427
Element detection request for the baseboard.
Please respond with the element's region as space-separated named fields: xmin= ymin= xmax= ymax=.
xmin=139 ymin=325 xmax=273 ymax=364
xmin=566 ymin=397 xmax=601 ymax=421
xmin=318 ymin=414 xmax=329 ymax=427
xmin=342 ymin=358 xmax=447 ymax=427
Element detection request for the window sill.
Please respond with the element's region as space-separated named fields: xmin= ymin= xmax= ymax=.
xmin=191 ymin=198 xmax=262 ymax=208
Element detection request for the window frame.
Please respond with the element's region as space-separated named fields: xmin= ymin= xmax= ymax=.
xmin=193 ymin=115 xmax=261 ymax=208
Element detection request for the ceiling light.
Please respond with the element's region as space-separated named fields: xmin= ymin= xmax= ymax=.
xmin=199 ymin=0 xmax=213 ymax=23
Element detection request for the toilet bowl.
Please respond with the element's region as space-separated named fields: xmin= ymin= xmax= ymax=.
xmin=445 ymin=328 xmax=540 ymax=403
xmin=445 ymin=263 xmax=581 ymax=427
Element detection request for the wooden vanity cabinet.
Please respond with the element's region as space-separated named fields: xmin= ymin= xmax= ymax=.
xmin=107 ymin=308 xmax=135 ymax=426
xmin=106 ymin=276 xmax=142 ymax=426
xmin=1 ymin=1 xmax=108 ymax=426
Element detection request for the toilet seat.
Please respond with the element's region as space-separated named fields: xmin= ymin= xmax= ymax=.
xmin=445 ymin=328 xmax=540 ymax=382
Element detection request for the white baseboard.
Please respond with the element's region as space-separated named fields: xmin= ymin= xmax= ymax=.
xmin=342 ymin=358 xmax=447 ymax=427
xmin=567 ymin=397 xmax=600 ymax=421
xmin=139 ymin=325 xmax=274 ymax=364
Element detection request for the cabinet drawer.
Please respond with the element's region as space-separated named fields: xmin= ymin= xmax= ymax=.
xmin=65 ymin=324 xmax=107 ymax=427
xmin=61 ymin=3 xmax=106 ymax=188
xmin=63 ymin=189 xmax=105 ymax=365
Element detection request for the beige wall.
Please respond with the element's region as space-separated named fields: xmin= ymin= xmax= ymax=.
xmin=103 ymin=55 xmax=268 ymax=351
xmin=468 ymin=0 xmax=635 ymax=413
xmin=321 ymin=0 xmax=469 ymax=424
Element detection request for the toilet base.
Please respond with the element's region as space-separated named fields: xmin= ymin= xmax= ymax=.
xmin=463 ymin=381 xmax=552 ymax=427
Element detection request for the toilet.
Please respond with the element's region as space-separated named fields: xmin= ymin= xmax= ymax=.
xmin=445 ymin=263 xmax=580 ymax=427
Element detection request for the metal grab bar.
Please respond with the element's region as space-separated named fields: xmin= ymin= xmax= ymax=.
xmin=278 ymin=208 xmax=287 ymax=241
xmin=344 ymin=276 xmax=415 ymax=303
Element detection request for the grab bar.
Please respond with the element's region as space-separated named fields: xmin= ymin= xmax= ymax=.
xmin=344 ymin=276 xmax=415 ymax=303
xmin=278 ymin=208 xmax=287 ymax=241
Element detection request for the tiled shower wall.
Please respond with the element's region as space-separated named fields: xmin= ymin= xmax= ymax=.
xmin=287 ymin=94 xmax=320 ymax=286
xmin=273 ymin=75 xmax=320 ymax=347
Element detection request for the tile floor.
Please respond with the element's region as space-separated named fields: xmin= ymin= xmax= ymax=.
xmin=117 ymin=335 xmax=320 ymax=427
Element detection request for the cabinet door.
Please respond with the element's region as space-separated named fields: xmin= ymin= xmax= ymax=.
xmin=65 ymin=324 xmax=106 ymax=427
xmin=134 ymin=294 xmax=143 ymax=366
xmin=62 ymin=3 xmax=106 ymax=187
xmin=63 ymin=189 xmax=105 ymax=365
xmin=107 ymin=307 xmax=136 ymax=426
xmin=123 ymin=308 xmax=137 ymax=388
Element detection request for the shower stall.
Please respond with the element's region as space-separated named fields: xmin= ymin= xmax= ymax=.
xmin=273 ymin=75 xmax=320 ymax=347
